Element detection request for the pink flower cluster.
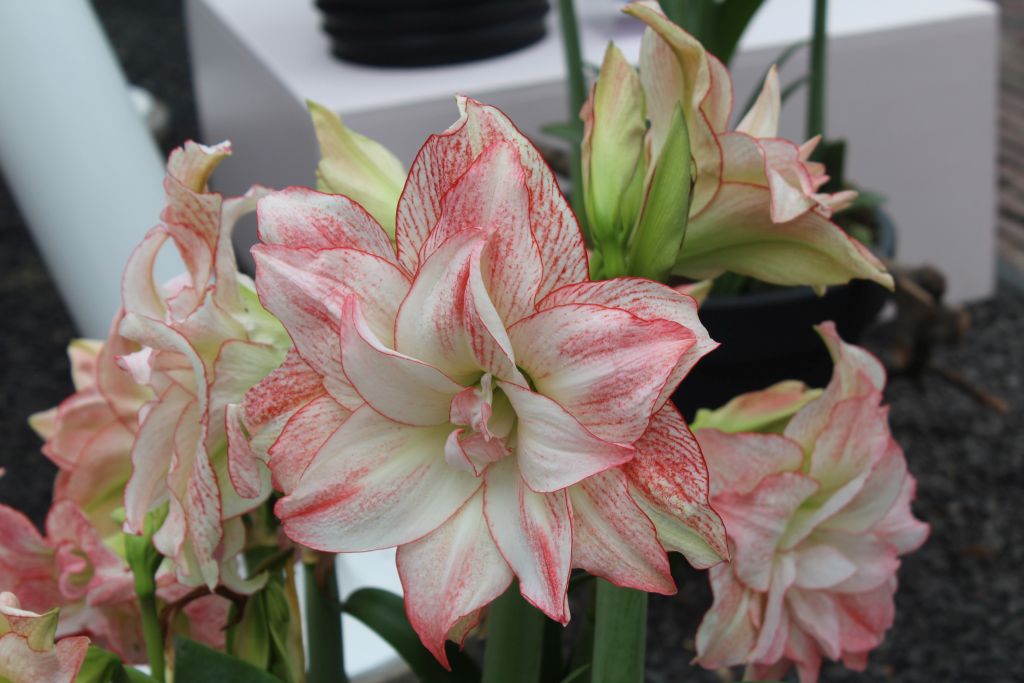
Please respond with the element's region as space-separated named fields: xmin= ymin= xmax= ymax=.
xmin=694 ymin=324 xmax=929 ymax=682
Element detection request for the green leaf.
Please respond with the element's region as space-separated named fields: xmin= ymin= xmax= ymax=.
xmin=481 ymin=585 xmax=545 ymax=683
xmin=173 ymin=638 xmax=283 ymax=683
xmin=711 ymin=0 xmax=768 ymax=66
xmin=627 ymin=103 xmax=691 ymax=283
xmin=560 ymin=665 xmax=591 ymax=683
xmin=75 ymin=646 xmax=157 ymax=683
xmin=590 ymin=581 xmax=647 ymax=683
xmin=806 ymin=0 xmax=829 ymax=141
xmin=344 ymin=588 xmax=479 ymax=683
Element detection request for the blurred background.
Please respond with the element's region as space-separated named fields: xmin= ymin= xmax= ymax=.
xmin=0 ymin=1 xmax=1021 ymax=681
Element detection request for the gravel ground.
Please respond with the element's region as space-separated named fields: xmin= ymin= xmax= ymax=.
xmin=0 ymin=1 xmax=1020 ymax=681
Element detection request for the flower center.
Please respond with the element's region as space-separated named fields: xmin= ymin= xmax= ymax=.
xmin=445 ymin=373 xmax=515 ymax=476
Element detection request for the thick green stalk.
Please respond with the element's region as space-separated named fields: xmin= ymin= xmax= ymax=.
xmin=125 ymin=509 xmax=168 ymax=683
xmin=806 ymin=0 xmax=828 ymax=142
xmin=556 ymin=0 xmax=590 ymax=241
xmin=481 ymin=585 xmax=545 ymax=683
xmin=303 ymin=558 xmax=347 ymax=683
xmin=590 ymin=581 xmax=647 ymax=683
xmin=136 ymin=589 xmax=165 ymax=683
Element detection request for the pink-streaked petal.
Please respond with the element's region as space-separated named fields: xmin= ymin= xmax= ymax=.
xmin=213 ymin=185 xmax=271 ymax=313
xmin=393 ymin=229 xmax=484 ymax=382
xmin=121 ymin=227 xmax=170 ymax=320
xmin=208 ymin=339 xmax=285 ymax=449
xmin=252 ymin=244 xmax=409 ymax=404
xmin=225 ymin=403 xmax=268 ymax=500
xmin=482 ymin=458 xmax=571 ymax=623
xmin=785 ymin=322 xmax=887 ymax=450
xmin=736 ymin=66 xmax=780 ymax=137
xmin=704 ymin=53 xmax=734 ymax=133
xmin=624 ymin=403 xmax=728 ymax=568
xmin=268 ymin=394 xmax=350 ymax=495
xmin=835 ymin=585 xmax=895 ymax=654
xmin=697 ymin=429 xmax=804 ymax=498
xmin=691 ymin=380 xmax=820 ymax=435
xmin=509 ymin=304 xmax=694 ymax=444
xmin=630 ymin=6 xmax=723 ymax=214
xmin=714 ymin=472 xmax=819 ymax=591
xmin=464 ymin=250 xmax=523 ymax=383
xmin=695 ymin=564 xmax=758 ymax=668
xmin=679 ymin=183 xmax=893 ymax=289
xmin=397 ymin=491 xmax=513 ymax=668
xmin=277 ymin=405 xmax=480 ymax=552
xmin=568 ymin=469 xmax=674 ymax=594
xmin=123 ymin=384 xmax=192 ymax=534
xmin=819 ymin=438 xmax=907 ymax=536
xmin=750 ymin=553 xmax=796 ymax=662
xmin=787 ymin=588 xmax=841 ymax=660
xmin=257 ymin=187 xmax=396 ymax=262
xmin=416 ymin=141 xmax=542 ymax=327
xmin=0 ymin=507 xmax=50 ymax=578
xmin=242 ymin=349 xmax=327 ymax=428
xmin=341 ymin=297 xmax=463 ymax=426
xmin=396 ymin=97 xmax=586 ymax=297
xmin=537 ymin=277 xmax=717 ymax=409
xmin=781 ymin=624 xmax=824 ymax=683
xmin=497 ymin=382 xmax=634 ymax=493
xmin=118 ymin=314 xmax=208 ymax=413
xmin=0 ymin=632 xmax=89 ymax=683
xmin=873 ymin=475 xmax=930 ymax=555
xmin=792 ymin=544 xmax=857 ymax=591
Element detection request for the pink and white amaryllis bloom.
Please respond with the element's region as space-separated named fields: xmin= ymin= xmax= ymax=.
xmin=250 ymin=96 xmax=728 ymax=665
xmin=118 ymin=141 xmax=290 ymax=591
xmin=0 ymin=592 xmax=89 ymax=683
xmin=29 ymin=322 xmax=149 ymax=538
xmin=0 ymin=502 xmax=143 ymax=663
xmin=693 ymin=323 xmax=929 ymax=683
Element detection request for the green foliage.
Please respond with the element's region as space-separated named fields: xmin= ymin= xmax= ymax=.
xmin=228 ymin=576 xmax=303 ymax=683
xmin=627 ymin=104 xmax=692 ymax=282
xmin=481 ymin=585 xmax=544 ymax=683
xmin=174 ymin=638 xmax=283 ymax=683
xmin=74 ymin=646 xmax=155 ymax=683
xmin=344 ymin=588 xmax=480 ymax=683
xmin=124 ymin=507 xmax=168 ymax=683
xmin=590 ymin=581 xmax=647 ymax=683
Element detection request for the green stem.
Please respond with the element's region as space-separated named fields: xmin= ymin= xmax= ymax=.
xmin=806 ymin=0 xmax=828 ymax=142
xmin=481 ymin=584 xmax=545 ymax=683
xmin=303 ymin=558 xmax=347 ymax=683
xmin=125 ymin=509 xmax=168 ymax=683
xmin=137 ymin=590 xmax=165 ymax=683
xmin=590 ymin=581 xmax=647 ymax=683
xmin=556 ymin=0 xmax=590 ymax=243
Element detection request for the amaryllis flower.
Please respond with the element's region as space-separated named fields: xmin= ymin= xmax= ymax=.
xmin=0 ymin=502 xmax=143 ymax=662
xmin=579 ymin=2 xmax=891 ymax=290
xmin=29 ymin=320 xmax=149 ymax=538
xmin=693 ymin=323 xmax=929 ymax=683
xmin=249 ymin=96 xmax=727 ymax=664
xmin=118 ymin=141 xmax=290 ymax=590
xmin=0 ymin=592 xmax=89 ymax=683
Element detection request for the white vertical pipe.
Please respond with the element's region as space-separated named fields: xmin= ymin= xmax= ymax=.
xmin=0 ymin=0 xmax=169 ymax=338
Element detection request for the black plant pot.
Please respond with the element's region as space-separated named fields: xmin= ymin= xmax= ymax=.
xmin=672 ymin=210 xmax=896 ymax=420
xmin=316 ymin=0 xmax=550 ymax=67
